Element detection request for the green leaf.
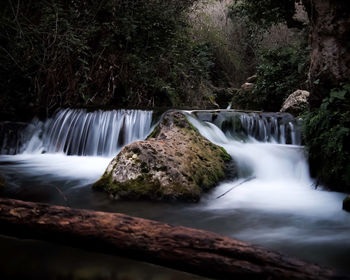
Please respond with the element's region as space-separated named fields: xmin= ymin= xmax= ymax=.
xmin=330 ymin=90 xmax=346 ymax=100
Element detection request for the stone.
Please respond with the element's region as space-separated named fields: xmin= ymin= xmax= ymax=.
xmin=93 ymin=111 xmax=231 ymax=202
xmin=280 ymin=90 xmax=310 ymax=115
xmin=241 ymin=82 xmax=254 ymax=92
xmin=343 ymin=195 xmax=350 ymax=212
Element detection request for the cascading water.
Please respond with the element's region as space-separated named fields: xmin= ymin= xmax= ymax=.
xmin=183 ymin=111 xmax=350 ymax=272
xmin=0 ymin=108 xmax=153 ymax=186
xmin=15 ymin=108 xmax=153 ymax=156
xmin=0 ymin=109 xmax=349 ymax=276
xmin=190 ymin=110 xmax=302 ymax=145
xmin=185 ymin=111 xmax=342 ymax=213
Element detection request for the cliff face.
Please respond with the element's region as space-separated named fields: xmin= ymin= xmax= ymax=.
xmin=305 ymin=0 xmax=350 ymax=107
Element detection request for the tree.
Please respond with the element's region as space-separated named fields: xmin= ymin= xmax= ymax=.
xmin=231 ymin=0 xmax=350 ymax=107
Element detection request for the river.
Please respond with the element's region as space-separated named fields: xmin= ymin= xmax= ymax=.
xmin=0 ymin=108 xmax=349 ymax=278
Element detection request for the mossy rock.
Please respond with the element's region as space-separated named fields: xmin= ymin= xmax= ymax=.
xmin=93 ymin=111 xmax=232 ymax=202
xmin=343 ymin=195 xmax=350 ymax=212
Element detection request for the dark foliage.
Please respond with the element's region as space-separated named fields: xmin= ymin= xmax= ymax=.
xmin=303 ymin=84 xmax=350 ymax=191
xmin=232 ymin=44 xmax=309 ymax=112
xmin=0 ymin=0 xmax=217 ymax=120
xmin=229 ymin=0 xmax=305 ymax=29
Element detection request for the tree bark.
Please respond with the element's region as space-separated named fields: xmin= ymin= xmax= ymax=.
xmin=0 ymin=198 xmax=347 ymax=280
xmin=304 ymin=0 xmax=350 ymax=107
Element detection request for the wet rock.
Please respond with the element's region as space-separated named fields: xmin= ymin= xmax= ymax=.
xmin=93 ymin=111 xmax=231 ymax=202
xmin=280 ymin=90 xmax=310 ymax=115
xmin=343 ymin=195 xmax=350 ymax=212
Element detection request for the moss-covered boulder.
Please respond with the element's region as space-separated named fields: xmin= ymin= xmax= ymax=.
xmin=343 ymin=195 xmax=350 ymax=212
xmin=93 ymin=111 xmax=231 ymax=202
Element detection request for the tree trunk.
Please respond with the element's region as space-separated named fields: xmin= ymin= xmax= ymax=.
xmin=304 ymin=0 xmax=350 ymax=107
xmin=0 ymin=198 xmax=347 ymax=280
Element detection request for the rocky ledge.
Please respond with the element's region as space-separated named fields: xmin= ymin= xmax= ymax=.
xmin=93 ymin=111 xmax=231 ymax=202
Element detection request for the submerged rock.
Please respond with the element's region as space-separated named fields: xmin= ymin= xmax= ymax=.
xmin=93 ymin=111 xmax=231 ymax=202
xmin=280 ymin=90 xmax=310 ymax=115
xmin=343 ymin=195 xmax=350 ymax=212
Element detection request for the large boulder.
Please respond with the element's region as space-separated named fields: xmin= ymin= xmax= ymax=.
xmin=93 ymin=111 xmax=231 ymax=202
xmin=280 ymin=90 xmax=310 ymax=115
xmin=343 ymin=195 xmax=350 ymax=212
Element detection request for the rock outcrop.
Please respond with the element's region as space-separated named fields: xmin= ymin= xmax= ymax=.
xmin=343 ymin=195 xmax=350 ymax=212
xmin=280 ymin=90 xmax=310 ymax=115
xmin=93 ymin=111 xmax=231 ymax=202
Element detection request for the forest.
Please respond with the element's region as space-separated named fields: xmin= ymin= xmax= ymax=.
xmin=0 ymin=0 xmax=350 ymax=279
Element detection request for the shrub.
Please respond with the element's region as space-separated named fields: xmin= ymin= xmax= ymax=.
xmin=303 ymin=84 xmax=350 ymax=191
xmin=232 ymin=44 xmax=309 ymax=112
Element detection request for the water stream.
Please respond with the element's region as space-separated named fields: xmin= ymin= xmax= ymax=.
xmin=0 ymin=108 xmax=349 ymax=278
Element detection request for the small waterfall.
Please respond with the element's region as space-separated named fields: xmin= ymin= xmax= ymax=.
xmin=186 ymin=111 xmax=311 ymax=185
xmin=2 ymin=109 xmax=153 ymax=156
xmin=190 ymin=110 xmax=301 ymax=145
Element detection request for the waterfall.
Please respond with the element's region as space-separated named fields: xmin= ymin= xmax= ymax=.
xmin=190 ymin=110 xmax=302 ymax=145
xmin=185 ymin=111 xmax=326 ymax=214
xmin=1 ymin=109 xmax=153 ymax=156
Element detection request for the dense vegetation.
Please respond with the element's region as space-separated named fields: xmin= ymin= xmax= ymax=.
xmin=231 ymin=44 xmax=309 ymax=112
xmin=303 ymin=84 xmax=350 ymax=191
xmin=1 ymin=0 xmax=219 ymax=120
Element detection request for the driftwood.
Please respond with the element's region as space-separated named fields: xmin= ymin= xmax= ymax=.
xmin=0 ymin=198 xmax=347 ymax=280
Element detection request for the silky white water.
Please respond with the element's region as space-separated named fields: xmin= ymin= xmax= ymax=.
xmin=186 ymin=113 xmax=346 ymax=217
xmin=0 ymin=109 xmax=349 ymax=274
xmin=2 ymin=108 xmax=153 ymax=156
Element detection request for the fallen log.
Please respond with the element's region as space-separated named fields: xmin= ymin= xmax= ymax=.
xmin=0 ymin=198 xmax=346 ymax=280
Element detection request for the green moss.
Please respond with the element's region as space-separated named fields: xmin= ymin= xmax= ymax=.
xmin=108 ymin=175 xmax=162 ymax=200
xmin=219 ymin=147 xmax=231 ymax=161
xmin=147 ymin=125 xmax=161 ymax=139
xmin=92 ymin=171 xmax=113 ymax=191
